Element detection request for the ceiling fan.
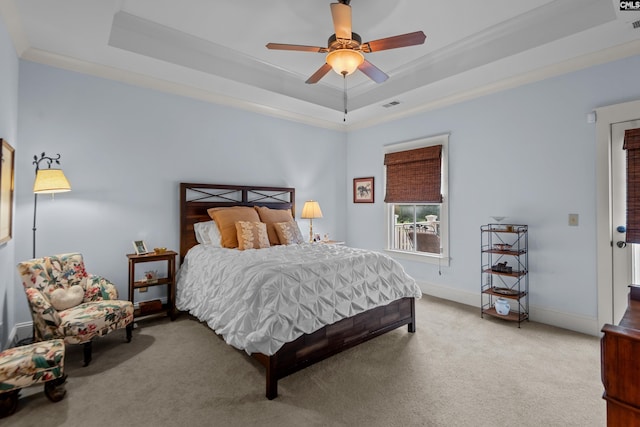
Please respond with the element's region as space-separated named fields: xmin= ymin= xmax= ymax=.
xmin=266 ymin=0 xmax=426 ymax=84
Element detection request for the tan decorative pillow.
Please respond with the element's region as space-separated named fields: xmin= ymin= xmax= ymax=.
xmin=274 ymin=221 xmax=305 ymax=245
xmin=208 ymin=207 xmax=261 ymax=248
xmin=49 ymin=285 xmax=85 ymax=311
xmin=235 ymin=221 xmax=270 ymax=250
xmin=254 ymin=206 xmax=294 ymax=245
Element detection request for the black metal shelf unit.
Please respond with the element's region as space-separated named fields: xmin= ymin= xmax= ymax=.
xmin=481 ymin=224 xmax=529 ymax=326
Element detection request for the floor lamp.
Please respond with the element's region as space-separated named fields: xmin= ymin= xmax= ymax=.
xmin=301 ymin=200 xmax=323 ymax=243
xmin=32 ymin=153 xmax=71 ymax=258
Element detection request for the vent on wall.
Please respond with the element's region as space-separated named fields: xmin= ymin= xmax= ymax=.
xmin=382 ymin=101 xmax=401 ymax=108
xmin=633 ymin=20 xmax=640 ymax=29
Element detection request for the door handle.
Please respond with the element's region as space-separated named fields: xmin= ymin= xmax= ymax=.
xmin=617 ymin=241 xmax=627 ymax=248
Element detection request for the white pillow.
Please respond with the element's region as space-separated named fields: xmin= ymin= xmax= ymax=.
xmin=194 ymin=220 xmax=222 ymax=247
xmin=49 ymin=285 xmax=85 ymax=311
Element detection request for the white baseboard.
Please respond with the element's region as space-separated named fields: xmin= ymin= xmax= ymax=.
xmin=9 ymin=321 xmax=33 ymax=347
xmin=528 ymin=305 xmax=600 ymax=336
xmin=417 ymin=280 xmax=600 ymax=337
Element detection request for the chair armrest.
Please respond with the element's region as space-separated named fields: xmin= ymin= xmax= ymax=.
xmin=24 ymin=288 xmax=62 ymax=340
xmin=84 ymin=275 xmax=119 ymax=301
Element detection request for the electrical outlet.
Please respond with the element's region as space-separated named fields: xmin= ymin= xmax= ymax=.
xmin=569 ymin=213 xmax=579 ymax=226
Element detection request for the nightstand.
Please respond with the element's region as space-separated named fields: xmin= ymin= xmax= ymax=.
xmin=127 ymin=250 xmax=177 ymax=320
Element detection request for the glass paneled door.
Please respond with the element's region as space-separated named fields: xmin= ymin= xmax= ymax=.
xmin=612 ymin=119 xmax=640 ymax=323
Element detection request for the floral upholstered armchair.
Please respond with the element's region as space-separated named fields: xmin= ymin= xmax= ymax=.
xmin=17 ymin=253 xmax=134 ymax=366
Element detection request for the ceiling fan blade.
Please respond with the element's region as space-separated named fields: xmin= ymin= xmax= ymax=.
xmin=330 ymin=2 xmax=352 ymax=40
xmin=266 ymin=43 xmax=327 ymax=53
xmin=305 ymin=63 xmax=333 ymax=84
xmin=358 ymin=60 xmax=388 ymax=83
xmin=361 ymin=31 xmax=426 ymax=53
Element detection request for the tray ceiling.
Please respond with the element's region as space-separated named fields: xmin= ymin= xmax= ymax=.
xmin=2 ymin=0 xmax=640 ymax=129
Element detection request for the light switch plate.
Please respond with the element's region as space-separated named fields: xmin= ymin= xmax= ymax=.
xmin=569 ymin=213 xmax=579 ymax=226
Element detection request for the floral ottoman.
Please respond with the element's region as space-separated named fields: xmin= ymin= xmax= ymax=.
xmin=0 ymin=339 xmax=66 ymax=418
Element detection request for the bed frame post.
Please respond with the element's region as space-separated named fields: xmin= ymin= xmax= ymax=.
xmin=408 ymin=298 xmax=416 ymax=333
xmin=266 ymin=354 xmax=278 ymax=400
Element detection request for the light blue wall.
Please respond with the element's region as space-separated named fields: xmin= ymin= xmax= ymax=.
xmin=14 ymin=61 xmax=347 ymax=326
xmin=0 ymin=17 xmax=19 ymax=349
xmin=347 ymin=54 xmax=640 ymax=327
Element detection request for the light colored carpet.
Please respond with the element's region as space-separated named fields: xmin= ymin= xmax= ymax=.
xmin=8 ymin=296 xmax=605 ymax=427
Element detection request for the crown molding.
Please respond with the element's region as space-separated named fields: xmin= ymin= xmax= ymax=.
xmin=20 ymin=47 xmax=348 ymax=131
xmin=346 ymin=39 xmax=640 ymax=131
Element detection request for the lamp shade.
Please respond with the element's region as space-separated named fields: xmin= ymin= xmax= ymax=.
xmin=326 ymin=49 xmax=364 ymax=76
xmin=33 ymin=169 xmax=71 ymax=194
xmin=301 ymin=200 xmax=323 ymax=219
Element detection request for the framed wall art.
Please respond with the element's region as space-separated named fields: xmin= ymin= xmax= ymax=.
xmin=0 ymin=139 xmax=15 ymax=244
xmin=353 ymin=177 xmax=374 ymax=203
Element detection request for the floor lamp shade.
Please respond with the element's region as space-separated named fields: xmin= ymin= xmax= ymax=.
xmin=301 ymin=200 xmax=323 ymax=242
xmin=32 ymin=166 xmax=71 ymax=259
xmin=33 ymin=169 xmax=71 ymax=193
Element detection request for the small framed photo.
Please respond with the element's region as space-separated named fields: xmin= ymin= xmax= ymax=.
xmin=133 ymin=240 xmax=149 ymax=255
xmin=353 ymin=177 xmax=374 ymax=203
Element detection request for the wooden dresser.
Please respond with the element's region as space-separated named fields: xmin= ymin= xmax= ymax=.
xmin=601 ymin=285 xmax=640 ymax=425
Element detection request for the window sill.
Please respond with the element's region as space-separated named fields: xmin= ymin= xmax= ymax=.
xmin=384 ymin=249 xmax=450 ymax=266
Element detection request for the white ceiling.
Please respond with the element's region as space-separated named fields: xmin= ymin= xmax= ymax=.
xmin=1 ymin=0 xmax=640 ymax=130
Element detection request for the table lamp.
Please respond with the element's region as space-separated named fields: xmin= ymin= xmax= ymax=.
xmin=301 ymin=200 xmax=323 ymax=243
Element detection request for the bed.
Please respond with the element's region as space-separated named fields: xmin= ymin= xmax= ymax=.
xmin=177 ymin=182 xmax=421 ymax=399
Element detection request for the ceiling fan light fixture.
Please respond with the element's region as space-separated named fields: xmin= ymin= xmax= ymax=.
xmin=326 ymin=49 xmax=364 ymax=76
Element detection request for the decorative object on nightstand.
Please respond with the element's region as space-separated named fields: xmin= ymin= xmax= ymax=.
xmin=127 ymin=250 xmax=178 ymax=320
xmin=143 ymin=270 xmax=158 ymax=283
xmin=31 ymin=153 xmax=71 ymax=258
xmin=480 ymin=223 xmax=529 ymax=327
xmin=301 ymin=200 xmax=323 ymax=243
xmin=132 ymin=240 xmax=149 ymax=255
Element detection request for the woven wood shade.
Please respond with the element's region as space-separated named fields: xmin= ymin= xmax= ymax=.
xmin=384 ymin=145 xmax=442 ymax=203
xmin=624 ymin=128 xmax=640 ymax=243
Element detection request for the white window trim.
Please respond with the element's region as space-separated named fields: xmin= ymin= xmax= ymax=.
xmin=383 ymin=133 xmax=450 ymax=266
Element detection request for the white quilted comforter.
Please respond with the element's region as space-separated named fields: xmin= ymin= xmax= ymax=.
xmin=176 ymin=243 xmax=421 ymax=356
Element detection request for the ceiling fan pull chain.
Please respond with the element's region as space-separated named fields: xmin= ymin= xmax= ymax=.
xmin=343 ymin=73 xmax=348 ymax=122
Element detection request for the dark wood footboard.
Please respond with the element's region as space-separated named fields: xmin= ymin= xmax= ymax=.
xmin=252 ymin=297 xmax=416 ymax=399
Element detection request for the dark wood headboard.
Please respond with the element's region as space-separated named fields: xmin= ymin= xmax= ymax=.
xmin=179 ymin=183 xmax=295 ymax=262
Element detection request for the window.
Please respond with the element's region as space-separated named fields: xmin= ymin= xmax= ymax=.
xmin=384 ymin=134 xmax=449 ymax=263
xmin=391 ymin=204 xmax=442 ymax=254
